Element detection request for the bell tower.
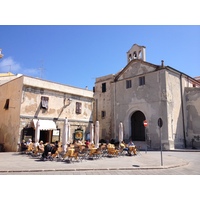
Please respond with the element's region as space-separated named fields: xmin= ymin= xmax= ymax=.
xmin=127 ymin=44 xmax=146 ymax=63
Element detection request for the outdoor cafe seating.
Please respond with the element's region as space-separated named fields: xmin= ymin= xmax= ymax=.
xmin=20 ymin=139 xmax=141 ymax=164
xmin=128 ymin=146 xmax=137 ymax=155
xmin=106 ymin=143 xmax=119 ymax=157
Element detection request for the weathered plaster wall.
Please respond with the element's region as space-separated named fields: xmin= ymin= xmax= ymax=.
xmin=164 ymin=70 xmax=196 ymax=149
xmin=94 ymin=74 xmax=114 ymax=140
xmin=20 ymin=76 xmax=94 ymax=121
xmin=185 ymin=87 xmax=200 ymax=148
xmin=0 ymin=77 xmax=23 ymax=151
xmin=165 ymin=70 xmax=184 ymax=149
xmin=21 ymin=86 xmax=93 ymax=121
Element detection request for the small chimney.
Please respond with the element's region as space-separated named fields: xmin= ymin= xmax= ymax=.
xmin=161 ymin=60 xmax=164 ymax=67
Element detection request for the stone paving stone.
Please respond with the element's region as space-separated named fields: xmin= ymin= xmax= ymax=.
xmin=1 ymin=151 xmax=200 ymax=175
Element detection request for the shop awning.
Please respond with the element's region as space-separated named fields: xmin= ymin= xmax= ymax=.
xmin=32 ymin=119 xmax=57 ymax=130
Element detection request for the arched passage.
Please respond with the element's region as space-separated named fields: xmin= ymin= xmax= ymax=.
xmin=131 ymin=111 xmax=146 ymax=141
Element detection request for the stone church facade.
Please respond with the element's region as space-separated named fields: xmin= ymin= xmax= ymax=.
xmin=94 ymin=44 xmax=200 ymax=150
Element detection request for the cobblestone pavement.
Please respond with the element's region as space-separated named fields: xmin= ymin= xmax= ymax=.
xmin=0 ymin=150 xmax=200 ymax=175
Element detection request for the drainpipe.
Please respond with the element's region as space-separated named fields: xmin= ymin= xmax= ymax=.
xmin=113 ymin=80 xmax=116 ymax=140
xmin=180 ymin=73 xmax=187 ymax=148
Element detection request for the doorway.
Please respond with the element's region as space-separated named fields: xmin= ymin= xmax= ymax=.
xmin=39 ymin=130 xmax=51 ymax=143
xmin=131 ymin=111 xmax=145 ymax=141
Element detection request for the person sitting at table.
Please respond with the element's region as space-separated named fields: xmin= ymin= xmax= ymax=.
xmin=128 ymin=140 xmax=135 ymax=147
xmin=127 ymin=140 xmax=136 ymax=155
xmin=85 ymin=140 xmax=90 ymax=148
xmin=121 ymin=140 xmax=135 ymax=155
xmin=120 ymin=141 xmax=128 ymax=154
xmin=26 ymin=139 xmax=34 ymax=154
xmin=27 ymin=138 xmax=32 ymax=145
xmin=41 ymin=142 xmax=52 ymax=159
xmin=51 ymin=141 xmax=59 ymax=155
xmin=21 ymin=139 xmax=28 ymax=152
xmin=38 ymin=140 xmax=44 ymax=152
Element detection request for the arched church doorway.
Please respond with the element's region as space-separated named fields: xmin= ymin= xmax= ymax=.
xmin=131 ymin=111 xmax=145 ymax=141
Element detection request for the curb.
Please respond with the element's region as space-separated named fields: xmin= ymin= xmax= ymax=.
xmin=0 ymin=161 xmax=189 ymax=173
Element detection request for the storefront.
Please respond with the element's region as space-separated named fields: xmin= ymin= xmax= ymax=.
xmin=22 ymin=119 xmax=60 ymax=144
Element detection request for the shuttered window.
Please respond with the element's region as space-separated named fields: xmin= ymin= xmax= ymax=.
xmin=41 ymin=96 xmax=49 ymax=109
xmin=139 ymin=76 xmax=145 ymax=86
xmin=126 ymin=80 xmax=132 ymax=89
xmin=76 ymin=102 xmax=82 ymax=114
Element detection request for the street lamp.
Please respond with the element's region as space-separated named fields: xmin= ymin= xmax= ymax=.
xmin=0 ymin=49 xmax=3 ymax=59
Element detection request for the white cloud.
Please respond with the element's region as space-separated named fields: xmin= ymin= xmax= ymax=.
xmin=0 ymin=57 xmax=40 ymax=77
xmin=0 ymin=57 xmax=21 ymax=73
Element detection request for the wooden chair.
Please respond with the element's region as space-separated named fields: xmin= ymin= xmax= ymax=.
xmin=26 ymin=143 xmax=34 ymax=155
xmin=128 ymin=146 xmax=137 ymax=155
xmin=78 ymin=146 xmax=89 ymax=161
xmin=135 ymin=145 xmax=141 ymax=156
xmin=88 ymin=148 xmax=97 ymax=159
xmin=62 ymin=148 xmax=79 ymax=163
xmin=107 ymin=147 xmax=119 ymax=157
xmin=100 ymin=145 xmax=107 ymax=157
xmin=90 ymin=147 xmax=102 ymax=159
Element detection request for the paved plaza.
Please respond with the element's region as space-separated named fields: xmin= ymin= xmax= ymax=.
xmin=0 ymin=150 xmax=200 ymax=175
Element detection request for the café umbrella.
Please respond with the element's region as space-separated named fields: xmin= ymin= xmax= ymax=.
xmin=35 ymin=120 xmax=40 ymax=147
xmin=67 ymin=121 xmax=70 ymax=143
xmin=62 ymin=118 xmax=68 ymax=152
xmin=90 ymin=123 xmax=94 ymax=144
xmin=119 ymin=122 xmax=123 ymax=143
xmin=95 ymin=121 xmax=99 ymax=148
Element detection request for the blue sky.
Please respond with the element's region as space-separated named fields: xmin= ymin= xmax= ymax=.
xmin=0 ymin=25 xmax=200 ymax=90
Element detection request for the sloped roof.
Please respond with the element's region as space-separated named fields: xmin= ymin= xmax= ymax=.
xmin=114 ymin=59 xmax=160 ymax=81
xmin=0 ymin=72 xmax=15 ymax=77
xmin=114 ymin=59 xmax=200 ymax=86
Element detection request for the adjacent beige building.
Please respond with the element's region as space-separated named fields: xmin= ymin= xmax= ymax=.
xmin=0 ymin=75 xmax=94 ymax=151
xmin=94 ymin=44 xmax=200 ymax=150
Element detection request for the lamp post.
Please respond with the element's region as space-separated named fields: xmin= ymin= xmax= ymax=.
xmin=143 ymin=120 xmax=148 ymax=153
xmin=158 ymin=118 xmax=163 ymax=166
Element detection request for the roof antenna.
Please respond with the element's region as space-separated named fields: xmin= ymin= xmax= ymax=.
xmin=38 ymin=59 xmax=45 ymax=79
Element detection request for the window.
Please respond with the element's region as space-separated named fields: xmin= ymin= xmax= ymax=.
xmin=102 ymin=83 xmax=106 ymax=93
xmin=133 ymin=51 xmax=137 ymax=59
xmin=128 ymin=54 xmax=132 ymax=61
xmin=101 ymin=111 xmax=106 ymax=118
xmin=138 ymin=50 xmax=142 ymax=59
xmin=41 ymin=96 xmax=49 ymax=109
xmin=139 ymin=76 xmax=145 ymax=86
xmin=51 ymin=129 xmax=60 ymax=143
xmin=126 ymin=80 xmax=132 ymax=89
xmin=76 ymin=102 xmax=82 ymax=114
xmin=4 ymin=99 xmax=9 ymax=110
